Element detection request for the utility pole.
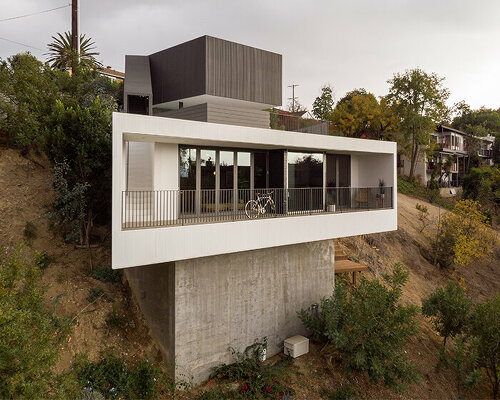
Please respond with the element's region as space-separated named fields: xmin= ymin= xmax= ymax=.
xmin=71 ymin=0 xmax=80 ymax=61
xmin=287 ymin=84 xmax=299 ymax=113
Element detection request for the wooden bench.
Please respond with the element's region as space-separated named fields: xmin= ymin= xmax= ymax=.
xmin=335 ymin=259 xmax=368 ymax=285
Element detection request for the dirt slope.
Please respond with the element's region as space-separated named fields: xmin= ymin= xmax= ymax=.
xmin=0 ymin=147 xmax=159 ymax=373
xmin=1 ymin=146 xmax=498 ymax=399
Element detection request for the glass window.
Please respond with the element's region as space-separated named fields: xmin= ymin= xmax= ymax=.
xmin=254 ymin=152 xmax=267 ymax=189
xmin=219 ymin=151 xmax=234 ymax=190
xmin=237 ymin=152 xmax=251 ymax=189
xmin=179 ymin=147 xmax=196 ymax=190
xmin=287 ymin=152 xmax=323 ymax=188
xmin=200 ymin=149 xmax=216 ymax=189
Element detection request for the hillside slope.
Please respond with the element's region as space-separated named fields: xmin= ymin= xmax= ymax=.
xmin=1 ymin=146 xmax=498 ymax=399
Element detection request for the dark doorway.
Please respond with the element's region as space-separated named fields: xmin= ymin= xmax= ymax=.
xmin=127 ymin=95 xmax=149 ymax=115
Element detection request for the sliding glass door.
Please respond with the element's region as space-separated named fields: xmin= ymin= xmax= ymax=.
xmin=287 ymin=152 xmax=324 ymax=213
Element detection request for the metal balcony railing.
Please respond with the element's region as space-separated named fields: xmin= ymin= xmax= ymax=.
xmin=269 ymin=112 xmax=329 ymax=135
xmin=121 ymin=186 xmax=394 ymax=229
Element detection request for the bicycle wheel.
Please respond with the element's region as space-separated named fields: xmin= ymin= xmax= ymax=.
xmin=245 ymin=200 xmax=260 ymax=219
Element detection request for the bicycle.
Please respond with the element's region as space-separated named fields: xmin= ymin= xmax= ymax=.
xmin=245 ymin=192 xmax=276 ymax=219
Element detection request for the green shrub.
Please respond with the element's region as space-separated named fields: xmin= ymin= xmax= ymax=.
xmin=422 ymin=281 xmax=472 ymax=347
xmin=299 ymin=263 xmax=420 ymax=391
xmin=89 ymin=265 xmax=122 ymax=283
xmin=105 ymin=307 xmax=127 ymax=329
xmin=469 ymin=294 xmax=500 ymax=400
xmin=23 ymin=221 xmax=37 ymax=242
xmin=449 ymin=334 xmax=482 ymax=398
xmin=72 ymin=352 xmax=164 ymax=400
xmin=322 ymin=384 xmax=355 ymax=400
xmin=34 ymin=250 xmax=53 ymax=270
xmin=0 ymin=246 xmax=72 ymax=399
xmin=397 ymin=176 xmax=453 ymax=210
xmin=203 ymin=338 xmax=295 ymax=399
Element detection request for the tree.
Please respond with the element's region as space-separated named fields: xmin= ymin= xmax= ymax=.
xmin=432 ymin=199 xmax=495 ymax=268
xmin=422 ymin=281 xmax=472 ymax=347
xmin=312 ymin=85 xmax=334 ymax=121
xmin=47 ymin=31 xmax=101 ymax=71
xmin=299 ymin=263 xmax=420 ymax=391
xmin=44 ymin=98 xmax=113 ymax=248
xmin=0 ymin=53 xmax=59 ymax=149
xmin=0 ymin=246 xmax=71 ymax=398
xmin=452 ymin=104 xmax=500 ymax=137
xmin=387 ymin=69 xmax=450 ymax=180
xmin=469 ymin=294 xmax=500 ymax=400
xmin=330 ymin=89 xmax=398 ymax=139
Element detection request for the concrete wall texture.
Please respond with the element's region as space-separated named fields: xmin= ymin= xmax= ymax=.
xmin=126 ymin=239 xmax=335 ymax=383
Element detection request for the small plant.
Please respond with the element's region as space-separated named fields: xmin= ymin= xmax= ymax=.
xmin=202 ymin=338 xmax=295 ymax=399
xmin=23 ymin=221 xmax=37 ymax=243
xmin=106 ymin=307 xmax=127 ymax=329
xmin=322 ymin=384 xmax=355 ymax=400
xmin=415 ymin=203 xmax=429 ymax=233
xmin=379 ymin=178 xmax=386 ymax=195
xmin=72 ymin=352 xmax=165 ymax=400
xmin=422 ymin=281 xmax=472 ymax=347
xmin=450 ymin=334 xmax=482 ymax=398
xmin=89 ymin=265 xmax=122 ymax=283
xmin=299 ymin=263 xmax=420 ymax=391
xmin=34 ymin=250 xmax=53 ymax=270
xmin=86 ymin=288 xmax=112 ymax=303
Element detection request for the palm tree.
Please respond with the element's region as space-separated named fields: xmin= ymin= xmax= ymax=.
xmin=46 ymin=31 xmax=101 ymax=70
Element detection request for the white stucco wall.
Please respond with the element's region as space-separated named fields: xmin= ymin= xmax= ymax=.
xmin=113 ymin=113 xmax=398 ymax=268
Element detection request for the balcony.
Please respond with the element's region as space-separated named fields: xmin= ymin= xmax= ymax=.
xmin=121 ymin=186 xmax=394 ymax=229
xmin=270 ymin=111 xmax=328 ymax=135
xmin=479 ymin=149 xmax=493 ymax=157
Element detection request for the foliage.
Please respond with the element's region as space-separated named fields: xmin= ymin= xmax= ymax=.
xmin=433 ymin=200 xmax=495 ymax=268
xmin=387 ymin=69 xmax=450 ymax=180
xmin=452 ymin=103 xmax=500 ymax=137
xmin=48 ymin=161 xmax=89 ymax=243
xmin=0 ymin=53 xmax=59 ymax=149
xmin=322 ymin=384 xmax=355 ymax=400
xmin=299 ymin=264 xmax=420 ymax=391
xmin=89 ymin=265 xmax=122 ymax=283
xmin=45 ymin=97 xmax=113 ymax=242
xmin=312 ymin=85 xmax=335 ymax=121
xmin=463 ymin=166 xmax=500 ymax=220
xmin=105 ymin=307 xmax=127 ymax=330
xmin=421 ymin=281 xmax=472 ymax=346
xmin=449 ymin=334 xmax=482 ymax=398
xmin=201 ymin=338 xmax=296 ymax=399
xmin=415 ymin=203 xmax=429 ymax=233
xmin=330 ymin=88 xmax=397 ymax=139
xmin=47 ymin=32 xmax=101 ymax=71
xmin=469 ymin=294 xmax=500 ymax=400
xmin=0 ymin=246 xmax=71 ymax=399
xmin=72 ymin=352 xmax=164 ymax=400
xmin=23 ymin=221 xmax=37 ymax=242
xmin=34 ymin=250 xmax=53 ymax=270
xmin=397 ymin=176 xmax=453 ymax=210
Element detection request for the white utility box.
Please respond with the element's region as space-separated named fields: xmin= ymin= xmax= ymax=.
xmin=284 ymin=335 xmax=309 ymax=358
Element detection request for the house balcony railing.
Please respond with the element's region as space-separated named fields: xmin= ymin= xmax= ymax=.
xmin=269 ymin=111 xmax=329 ymax=135
xmin=478 ymin=149 xmax=493 ymax=157
xmin=121 ymin=186 xmax=394 ymax=229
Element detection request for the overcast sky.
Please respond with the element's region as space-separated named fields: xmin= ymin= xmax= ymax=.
xmin=1 ymin=0 xmax=499 ymax=111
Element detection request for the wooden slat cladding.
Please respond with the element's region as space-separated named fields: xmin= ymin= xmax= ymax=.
xmin=205 ymin=36 xmax=282 ymax=106
xmin=149 ymin=37 xmax=206 ymax=105
xmin=207 ymin=104 xmax=269 ymax=129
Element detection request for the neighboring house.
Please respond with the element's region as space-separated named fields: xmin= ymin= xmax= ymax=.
xmin=97 ymin=66 xmax=125 ymax=82
xmin=398 ymin=125 xmax=495 ymax=187
xmin=112 ymin=35 xmax=397 ymax=382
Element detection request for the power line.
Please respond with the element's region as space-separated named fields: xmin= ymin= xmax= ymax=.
xmin=0 ymin=4 xmax=70 ymax=23
xmin=0 ymin=37 xmax=44 ymax=52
